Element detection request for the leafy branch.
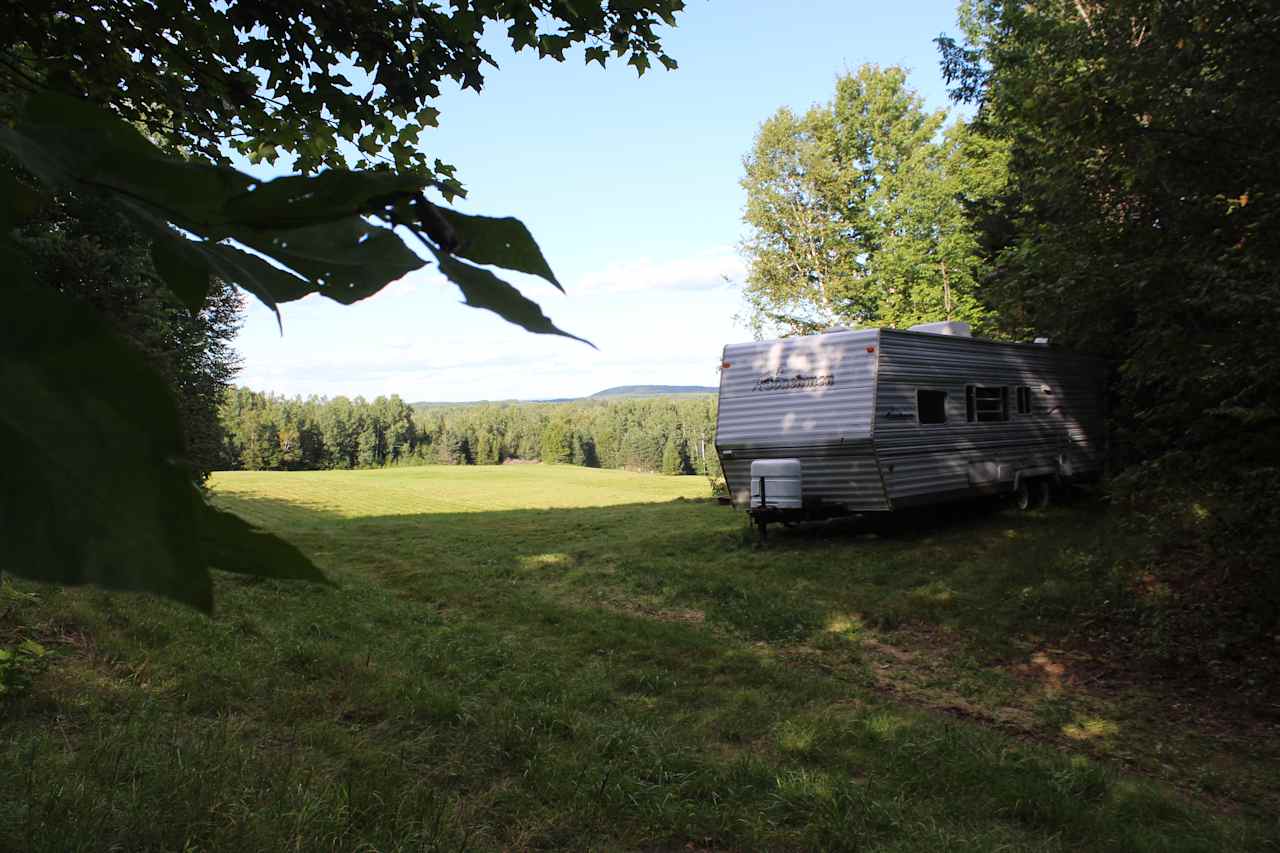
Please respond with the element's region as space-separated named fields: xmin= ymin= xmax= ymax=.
xmin=1 ymin=90 xmax=586 ymax=608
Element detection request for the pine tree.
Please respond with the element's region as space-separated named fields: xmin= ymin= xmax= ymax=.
xmin=660 ymin=437 xmax=690 ymax=475
xmin=540 ymin=418 xmax=574 ymax=464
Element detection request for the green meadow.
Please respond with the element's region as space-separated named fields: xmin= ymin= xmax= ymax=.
xmin=2 ymin=466 xmax=1276 ymax=851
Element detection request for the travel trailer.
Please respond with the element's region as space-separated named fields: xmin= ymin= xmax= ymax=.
xmin=714 ymin=322 xmax=1106 ymax=539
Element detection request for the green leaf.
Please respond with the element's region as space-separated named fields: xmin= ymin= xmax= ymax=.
xmin=113 ymin=197 xmax=305 ymax=320
xmin=4 ymin=95 xmax=428 ymax=315
xmin=198 ymin=242 xmax=315 ymax=320
xmin=0 ymin=279 xmax=330 ymax=609
xmin=0 ymin=237 xmax=34 ymax=289
xmin=228 ymin=220 xmax=426 ymax=304
xmin=223 ymin=170 xmax=429 ymax=229
xmin=2 ymin=93 xmax=252 ymax=231
xmin=0 ymin=282 xmax=213 ymax=609
xmin=433 ymin=250 xmax=591 ymax=346
xmin=433 ymin=207 xmax=562 ymax=291
xmin=0 ymin=171 xmax=49 ymax=230
xmin=150 ymin=232 xmax=213 ymax=314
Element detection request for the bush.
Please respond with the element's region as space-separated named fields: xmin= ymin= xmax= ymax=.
xmin=0 ymin=639 xmax=49 ymax=701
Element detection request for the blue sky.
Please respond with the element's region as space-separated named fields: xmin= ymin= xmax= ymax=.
xmin=234 ymin=0 xmax=967 ymax=402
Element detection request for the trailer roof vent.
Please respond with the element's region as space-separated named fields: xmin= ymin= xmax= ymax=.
xmin=823 ymin=325 xmax=852 ymax=334
xmin=907 ymin=321 xmax=972 ymax=337
xmin=1033 ymin=337 xmax=1051 ymax=345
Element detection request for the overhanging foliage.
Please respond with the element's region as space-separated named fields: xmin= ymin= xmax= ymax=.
xmin=0 ymin=91 xmax=583 ymax=609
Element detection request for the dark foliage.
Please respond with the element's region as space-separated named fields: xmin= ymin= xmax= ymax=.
xmin=938 ymin=0 xmax=1280 ymax=667
xmin=16 ymin=192 xmax=242 ymax=481
xmin=1 ymin=0 xmax=683 ymax=187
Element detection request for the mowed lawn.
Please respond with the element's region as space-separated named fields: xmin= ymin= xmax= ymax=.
xmin=211 ymin=464 xmax=714 ymax=517
xmin=2 ymin=466 xmax=1276 ymax=852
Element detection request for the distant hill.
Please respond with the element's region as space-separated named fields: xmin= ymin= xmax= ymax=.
xmin=588 ymin=385 xmax=717 ymax=399
xmin=412 ymin=385 xmax=716 ymax=409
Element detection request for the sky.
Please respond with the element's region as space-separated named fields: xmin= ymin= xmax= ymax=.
xmin=232 ymin=0 xmax=968 ymax=402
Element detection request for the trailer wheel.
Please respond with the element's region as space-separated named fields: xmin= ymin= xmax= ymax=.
xmin=1034 ymin=478 xmax=1052 ymax=509
xmin=1013 ymin=478 xmax=1034 ymax=511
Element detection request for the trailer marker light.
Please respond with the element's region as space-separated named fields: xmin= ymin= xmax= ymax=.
xmin=721 ymin=361 xmax=732 ymax=369
xmin=866 ymin=346 xmax=876 ymax=353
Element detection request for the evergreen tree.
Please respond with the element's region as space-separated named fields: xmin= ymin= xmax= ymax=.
xmin=474 ymin=431 xmax=501 ymax=466
xmin=660 ymin=437 xmax=691 ymax=475
xmin=540 ymin=418 xmax=574 ymax=465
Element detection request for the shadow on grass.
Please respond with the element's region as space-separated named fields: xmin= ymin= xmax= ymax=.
xmin=213 ymin=489 xmax=1276 ymax=822
xmin=3 ymin=489 xmax=1273 ymax=852
xmin=210 ymin=486 xmax=1122 ymax=653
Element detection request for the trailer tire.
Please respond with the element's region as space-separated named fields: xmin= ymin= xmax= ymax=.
xmin=1013 ymin=478 xmax=1034 ymax=511
xmin=1034 ymin=478 xmax=1052 ymax=509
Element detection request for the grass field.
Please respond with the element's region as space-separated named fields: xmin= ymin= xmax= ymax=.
xmin=2 ymin=466 xmax=1277 ymax=851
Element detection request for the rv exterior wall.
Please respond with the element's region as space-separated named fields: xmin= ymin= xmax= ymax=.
xmin=715 ymin=329 xmax=888 ymax=511
xmin=872 ymin=330 xmax=1105 ymax=506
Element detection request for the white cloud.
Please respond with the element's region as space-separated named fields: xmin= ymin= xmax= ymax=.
xmin=577 ymin=247 xmax=745 ymax=293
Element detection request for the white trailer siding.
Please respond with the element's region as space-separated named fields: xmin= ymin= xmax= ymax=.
xmin=873 ymin=330 xmax=1105 ymax=506
xmin=716 ymin=330 xmax=888 ymax=510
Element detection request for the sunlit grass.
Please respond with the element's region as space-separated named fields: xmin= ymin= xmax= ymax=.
xmin=1064 ymin=716 xmax=1121 ymax=741
xmin=210 ymin=464 xmax=711 ymax=518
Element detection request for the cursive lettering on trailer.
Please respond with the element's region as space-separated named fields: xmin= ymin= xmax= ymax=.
xmin=751 ymin=373 xmax=835 ymax=392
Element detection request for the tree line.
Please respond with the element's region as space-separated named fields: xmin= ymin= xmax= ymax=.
xmin=218 ymin=389 xmax=722 ymax=479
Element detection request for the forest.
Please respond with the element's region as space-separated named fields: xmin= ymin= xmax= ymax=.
xmin=218 ymin=389 xmax=722 ymax=478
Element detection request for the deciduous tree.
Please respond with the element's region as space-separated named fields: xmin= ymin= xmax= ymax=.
xmin=739 ymin=65 xmax=1003 ymax=336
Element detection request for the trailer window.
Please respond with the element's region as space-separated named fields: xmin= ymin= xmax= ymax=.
xmin=1016 ymin=386 xmax=1033 ymax=415
xmin=965 ymin=385 xmax=1009 ymax=422
xmin=917 ymin=389 xmax=948 ymax=424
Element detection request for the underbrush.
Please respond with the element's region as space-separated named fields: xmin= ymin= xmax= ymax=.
xmin=1095 ymin=457 xmax=1280 ymax=710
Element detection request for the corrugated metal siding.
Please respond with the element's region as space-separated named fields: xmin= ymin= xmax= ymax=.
xmin=715 ymin=329 xmax=886 ymax=510
xmin=721 ymin=443 xmax=888 ymax=511
xmin=873 ymin=330 xmax=1106 ymax=504
xmin=715 ymin=330 xmax=879 ymax=447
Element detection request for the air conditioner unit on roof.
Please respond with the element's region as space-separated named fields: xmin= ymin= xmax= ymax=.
xmin=907 ymin=321 xmax=972 ymax=337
